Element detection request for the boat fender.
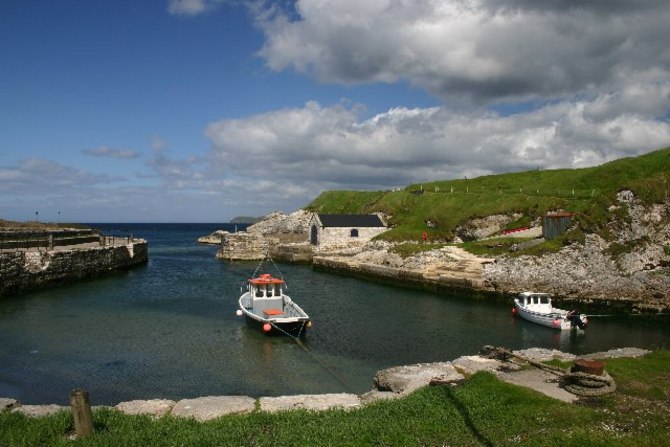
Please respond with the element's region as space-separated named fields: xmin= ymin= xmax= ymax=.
xmin=306 ymin=321 xmax=313 ymax=328
xmin=236 ymin=310 xmax=243 ymax=317
xmin=552 ymin=319 xmax=561 ymax=328
xmin=512 ymin=307 xmax=518 ymax=316
xmin=263 ymin=323 xmax=272 ymax=333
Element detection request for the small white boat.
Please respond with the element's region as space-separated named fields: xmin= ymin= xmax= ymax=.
xmin=237 ymin=273 xmax=312 ymax=336
xmin=513 ymin=292 xmax=587 ymax=330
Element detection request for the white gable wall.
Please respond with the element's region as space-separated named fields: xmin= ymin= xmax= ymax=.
xmin=315 ymin=226 xmax=386 ymax=249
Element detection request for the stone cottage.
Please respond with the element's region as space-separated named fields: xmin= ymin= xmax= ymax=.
xmin=309 ymin=214 xmax=387 ymax=249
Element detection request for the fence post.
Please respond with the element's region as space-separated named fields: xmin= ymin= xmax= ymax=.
xmin=69 ymin=388 xmax=94 ymax=438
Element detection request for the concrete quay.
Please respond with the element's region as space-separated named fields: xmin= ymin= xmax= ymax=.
xmin=1 ymin=347 xmax=649 ymax=421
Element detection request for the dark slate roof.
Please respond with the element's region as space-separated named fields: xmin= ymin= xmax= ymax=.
xmin=317 ymin=214 xmax=385 ymax=228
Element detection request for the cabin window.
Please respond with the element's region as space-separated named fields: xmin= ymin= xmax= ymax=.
xmin=540 ymin=296 xmax=549 ymax=304
xmin=274 ymin=284 xmax=282 ymax=296
xmin=350 ymin=229 xmax=359 ymax=237
xmin=255 ymin=285 xmax=264 ymax=298
xmin=267 ymin=286 xmax=273 ymax=297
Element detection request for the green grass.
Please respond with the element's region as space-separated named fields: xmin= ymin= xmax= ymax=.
xmin=2 ymin=351 xmax=669 ymax=446
xmin=306 ymin=147 xmax=670 ymax=251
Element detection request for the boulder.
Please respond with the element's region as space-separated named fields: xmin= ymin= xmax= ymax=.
xmin=373 ymin=362 xmax=462 ymax=395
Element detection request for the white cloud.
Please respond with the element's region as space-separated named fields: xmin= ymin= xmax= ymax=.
xmin=254 ymin=0 xmax=670 ymax=104
xmin=205 ymin=94 xmax=670 ymax=190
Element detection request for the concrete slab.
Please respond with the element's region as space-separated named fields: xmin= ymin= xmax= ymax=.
xmin=172 ymin=396 xmax=256 ymax=421
xmin=497 ymin=369 xmax=578 ymax=403
xmin=259 ymin=393 xmax=360 ymax=413
xmin=115 ymin=399 xmax=176 ymax=417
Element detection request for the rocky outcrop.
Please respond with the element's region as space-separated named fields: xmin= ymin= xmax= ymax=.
xmin=313 ymin=244 xmax=494 ymax=291
xmin=484 ymin=191 xmax=670 ymax=310
xmin=455 ymin=213 xmax=523 ymax=241
xmin=197 ymin=230 xmax=228 ymax=245
xmin=0 ymin=240 xmax=148 ymax=296
xmin=215 ymin=210 xmax=312 ymax=261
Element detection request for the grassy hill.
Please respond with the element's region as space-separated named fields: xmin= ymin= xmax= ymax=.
xmin=306 ymin=147 xmax=670 ymax=245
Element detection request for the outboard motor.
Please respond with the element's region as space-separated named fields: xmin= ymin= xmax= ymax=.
xmin=568 ymin=312 xmax=588 ymax=330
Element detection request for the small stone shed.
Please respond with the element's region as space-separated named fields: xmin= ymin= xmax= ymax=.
xmin=309 ymin=214 xmax=387 ymax=248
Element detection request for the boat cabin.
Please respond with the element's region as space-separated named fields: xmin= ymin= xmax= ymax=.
xmin=517 ymin=292 xmax=553 ymax=312
xmin=247 ymin=274 xmax=285 ymax=316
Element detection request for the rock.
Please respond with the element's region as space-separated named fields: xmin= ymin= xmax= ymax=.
xmin=512 ymin=348 xmax=576 ymax=362
xmin=373 ymin=362 xmax=463 ymax=395
xmin=452 ymin=355 xmax=511 ymax=375
xmin=455 ymin=214 xmax=522 ymax=241
xmin=115 ymin=399 xmax=176 ymax=417
xmin=171 ymin=396 xmax=255 ymax=421
xmin=197 ymin=230 xmax=228 ymax=244
xmin=582 ymin=347 xmax=650 ymax=359
xmin=0 ymin=397 xmax=19 ymax=411
xmin=247 ymin=210 xmax=312 ymax=237
xmin=259 ymin=393 xmax=360 ymax=413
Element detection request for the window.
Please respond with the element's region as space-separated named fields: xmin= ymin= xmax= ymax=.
xmin=350 ymin=229 xmax=359 ymax=237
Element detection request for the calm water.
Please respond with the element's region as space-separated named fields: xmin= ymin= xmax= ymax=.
xmin=1 ymin=223 xmax=668 ymax=405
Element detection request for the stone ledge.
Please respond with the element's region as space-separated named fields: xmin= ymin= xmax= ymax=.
xmin=259 ymin=393 xmax=360 ymax=413
xmin=171 ymin=396 xmax=256 ymax=421
xmin=115 ymin=399 xmax=176 ymax=417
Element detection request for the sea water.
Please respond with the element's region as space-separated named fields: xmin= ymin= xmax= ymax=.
xmin=0 ymin=223 xmax=668 ymax=405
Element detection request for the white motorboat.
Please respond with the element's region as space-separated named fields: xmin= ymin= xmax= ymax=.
xmin=513 ymin=292 xmax=587 ymax=330
xmin=237 ymin=273 xmax=311 ymax=336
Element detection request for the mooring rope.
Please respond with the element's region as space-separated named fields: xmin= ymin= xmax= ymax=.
xmin=269 ymin=321 xmax=354 ymax=393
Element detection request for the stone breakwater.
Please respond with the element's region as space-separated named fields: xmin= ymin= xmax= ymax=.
xmin=0 ymin=347 xmax=649 ymax=420
xmin=0 ymin=240 xmax=148 ymax=296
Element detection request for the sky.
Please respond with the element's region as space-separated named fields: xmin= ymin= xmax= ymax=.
xmin=1 ymin=0 xmax=669 ymax=223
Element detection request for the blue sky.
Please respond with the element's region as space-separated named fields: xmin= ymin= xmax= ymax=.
xmin=2 ymin=0 xmax=669 ymax=223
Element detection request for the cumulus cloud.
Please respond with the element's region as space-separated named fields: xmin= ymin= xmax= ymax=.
xmin=254 ymin=0 xmax=670 ymax=104
xmin=205 ymin=92 xmax=670 ymax=191
xmin=83 ymin=146 xmax=140 ymax=159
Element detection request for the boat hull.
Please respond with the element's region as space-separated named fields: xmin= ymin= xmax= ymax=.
xmin=515 ymin=304 xmax=573 ymax=330
xmin=242 ymin=313 xmax=310 ymax=336
xmin=513 ymin=293 xmax=587 ymax=331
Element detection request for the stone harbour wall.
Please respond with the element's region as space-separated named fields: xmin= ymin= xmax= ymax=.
xmin=0 ymin=240 xmax=148 ymax=296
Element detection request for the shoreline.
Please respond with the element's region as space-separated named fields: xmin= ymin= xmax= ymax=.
xmin=1 ymin=346 xmax=650 ymax=420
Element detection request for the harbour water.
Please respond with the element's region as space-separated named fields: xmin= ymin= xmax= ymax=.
xmin=1 ymin=223 xmax=668 ymax=405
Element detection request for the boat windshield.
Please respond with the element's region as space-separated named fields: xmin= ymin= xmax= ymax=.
xmin=252 ymin=283 xmax=283 ymax=298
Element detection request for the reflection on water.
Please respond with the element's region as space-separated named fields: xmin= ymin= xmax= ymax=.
xmin=0 ymin=224 xmax=668 ymax=405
